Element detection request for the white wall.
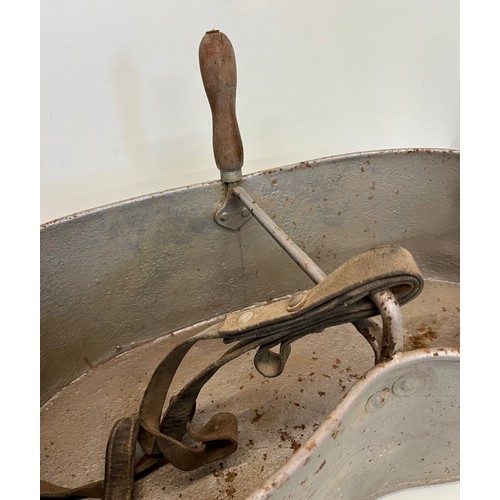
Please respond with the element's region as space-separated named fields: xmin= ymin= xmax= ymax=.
xmin=41 ymin=0 xmax=459 ymax=223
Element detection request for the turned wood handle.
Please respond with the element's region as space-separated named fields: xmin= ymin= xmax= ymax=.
xmin=199 ymin=30 xmax=243 ymax=182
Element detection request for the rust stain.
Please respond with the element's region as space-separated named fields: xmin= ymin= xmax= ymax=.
xmin=279 ymin=430 xmax=290 ymax=442
xmin=338 ymin=378 xmax=347 ymax=392
xmin=314 ymin=460 xmax=327 ymax=475
xmin=332 ymin=358 xmax=341 ymax=369
xmin=225 ymin=471 xmax=238 ymax=483
xmin=409 ymin=326 xmax=439 ymax=349
xmin=279 ymin=429 xmax=301 ymax=452
xmin=225 ymin=485 xmax=236 ymax=498
xmin=305 ymin=439 xmax=317 ymax=451
xmin=251 ymin=409 xmax=264 ymax=423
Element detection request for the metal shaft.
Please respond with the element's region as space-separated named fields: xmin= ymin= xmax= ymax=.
xmin=232 ymin=185 xmax=327 ymax=284
xmin=232 ymin=184 xmax=402 ymax=352
xmin=199 ymin=29 xmax=402 ymax=352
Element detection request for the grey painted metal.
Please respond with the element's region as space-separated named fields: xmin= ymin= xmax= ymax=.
xmin=233 ymin=184 xmax=328 ymax=284
xmin=41 ymin=280 xmax=459 ymax=499
xmin=248 ymin=348 xmax=459 ymax=500
xmin=41 ymin=148 xmax=459 ymax=408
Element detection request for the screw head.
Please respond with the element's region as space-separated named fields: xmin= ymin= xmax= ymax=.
xmin=287 ymin=292 xmax=306 ymax=311
xmin=241 ymin=208 xmax=250 ymax=218
xmin=366 ymin=388 xmax=391 ymax=412
xmin=392 ymin=376 xmax=419 ymax=397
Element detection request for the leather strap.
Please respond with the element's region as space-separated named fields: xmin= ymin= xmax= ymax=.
xmin=40 ymin=245 xmax=423 ymax=498
xmin=220 ymin=246 xmax=421 ymax=338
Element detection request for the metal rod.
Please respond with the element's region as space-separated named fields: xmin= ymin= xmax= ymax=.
xmin=369 ymin=289 xmax=404 ymax=353
xmin=232 ymin=185 xmax=403 ymax=352
xmin=232 ymin=185 xmax=327 ymax=284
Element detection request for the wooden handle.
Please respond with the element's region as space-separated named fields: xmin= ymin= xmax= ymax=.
xmin=199 ymin=30 xmax=243 ymax=182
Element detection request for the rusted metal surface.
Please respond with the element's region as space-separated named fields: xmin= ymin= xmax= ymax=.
xmin=40 ymin=149 xmax=459 ymax=405
xmin=369 ymin=289 xmax=405 ymax=359
xmin=41 ymin=279 xmax=459 ymax=499
xmin=40 ymin=143 xmax=459 ymax=498
xmin=249 ymin=348 xmax=459 ymax=500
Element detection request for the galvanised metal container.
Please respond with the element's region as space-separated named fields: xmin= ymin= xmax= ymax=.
xmin=41 ymin=147 xmax=459 ymax=499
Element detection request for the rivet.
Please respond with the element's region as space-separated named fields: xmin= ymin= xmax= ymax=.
xmin=241 ymin=208 xmax=250 ymax=217
xmin=238 ymin=311 xmax=254 ymax=324
xmin=365 ymin=388 xmax=391 ymax=412
xmin=287 ymin=292 xmax=305 ymax=311
xmin=392 ymin=376 xmax=419 ymax=396
xmin=219 ymin=212 xmax=229 ymax=222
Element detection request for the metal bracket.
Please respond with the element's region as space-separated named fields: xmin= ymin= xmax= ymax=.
xmin=215 ymin=187 xmax=252 ymax=231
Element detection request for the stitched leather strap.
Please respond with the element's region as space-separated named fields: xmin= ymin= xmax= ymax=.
xmin=40 ymin=245 xmax=423 ymax=498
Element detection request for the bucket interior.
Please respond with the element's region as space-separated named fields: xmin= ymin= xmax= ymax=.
xmin=41 ymin=149 xmax=459 ymax=499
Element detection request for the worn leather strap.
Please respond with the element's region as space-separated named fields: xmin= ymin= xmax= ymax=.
xmin=221 ymin=246 xmax=422 ymax=376
xmin=41 ymin=245 xmax=423 ymax=499
xmin=220 ymin=246 xmax=421 ymax=338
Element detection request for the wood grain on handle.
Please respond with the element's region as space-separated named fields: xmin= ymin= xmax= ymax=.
xmin=199 ymin=30 xmax=243 ymax=181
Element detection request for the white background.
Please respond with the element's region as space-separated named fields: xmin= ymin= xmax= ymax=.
xmin=40 ymin=0 xmax=459 ymax=223
xmin=38 ymin=1 xmax=461 ymax=498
